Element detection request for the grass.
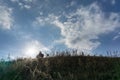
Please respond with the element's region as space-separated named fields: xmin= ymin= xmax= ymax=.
xmin=0 ymin=51 xmax=120 ymax=80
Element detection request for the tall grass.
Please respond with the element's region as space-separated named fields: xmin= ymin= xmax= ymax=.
xmin=0 ymin=51 xmax=120 ymax=80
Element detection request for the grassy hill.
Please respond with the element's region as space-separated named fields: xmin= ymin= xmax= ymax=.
xmin=0 ymin=52 xmax=120 ymax=80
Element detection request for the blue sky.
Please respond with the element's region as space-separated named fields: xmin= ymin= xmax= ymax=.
xmin=0 ymin=0 xmax=120 ymax=59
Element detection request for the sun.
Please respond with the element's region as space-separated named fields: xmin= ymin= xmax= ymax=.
xmin=22 ymin=40 xmax=50 ymax=58
xmin=24 ymin=46 xmax=39 ymax=58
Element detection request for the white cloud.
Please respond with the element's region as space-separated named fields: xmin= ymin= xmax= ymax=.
xmin=0 ymin=5 xmax=13 ymax=30
xmin=113 ymin=32 xmax=120 ymax=40
xmin=11 ymin=0 xmax=34 ymax=9
xmin=34 ymin=3 xmax=120 ymax=51
xmin=24 ymin=4 xmax=31 ymax=9
xmin=33 ymin=14 xmax=60 ymax=26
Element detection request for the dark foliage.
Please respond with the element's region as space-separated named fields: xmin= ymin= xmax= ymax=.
xmin=0 ymin=51 xmax=120 ymax=80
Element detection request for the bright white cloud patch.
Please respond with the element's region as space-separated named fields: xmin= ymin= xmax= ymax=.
xmin=22 ymin=40 xmax=49 ymax=58
xmin=0 ymin=5 xmax=13 ymax=30
xmin=34 ymin=3 xmax=120 ymax=51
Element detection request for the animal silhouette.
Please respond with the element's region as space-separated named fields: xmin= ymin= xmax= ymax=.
xmin=36 ymin=51 xmax=44 ymax=58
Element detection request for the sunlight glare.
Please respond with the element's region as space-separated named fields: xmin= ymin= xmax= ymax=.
xmin=25 ymin=46 xmax=38 ymax=57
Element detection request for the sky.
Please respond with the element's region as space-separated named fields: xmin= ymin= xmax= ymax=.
xmin=0 ymin=0 xmax=120 ymax=59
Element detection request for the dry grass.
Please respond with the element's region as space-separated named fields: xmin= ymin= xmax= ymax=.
xmin=0 ymin=51 xmax=120 ymax=80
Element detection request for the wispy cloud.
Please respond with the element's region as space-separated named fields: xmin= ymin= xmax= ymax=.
xmin=34 ymin=2 xmax=120 ymax=51
xmin=33 ymin=14 xmax=60 ymax=26
xmin=18 ymin=2 xmax=31 ymax=9
xmin=113 ymin=32 xmax=120 ymax=40
xmin=10 ymin=0 xmax=34 ymax=9
xmin=10 ymin=0 xmax=19 ymax=2
xmin=0 ymin=5 xmax=13 ymax=30
xmin=66 ymin=1 xmax=76 ymax=8
xmin=103 ymin=0 xmax=116 ymax=5
xmin=111 ymin=0 xmax=116 ymax=5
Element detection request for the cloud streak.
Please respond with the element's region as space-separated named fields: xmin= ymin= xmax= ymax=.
xmin=113 ymin=32 xmax=120 ymax=40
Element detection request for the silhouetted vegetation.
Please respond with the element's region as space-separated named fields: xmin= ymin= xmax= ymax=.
xmin=0 ymin=51 xmax=120 ymax=80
